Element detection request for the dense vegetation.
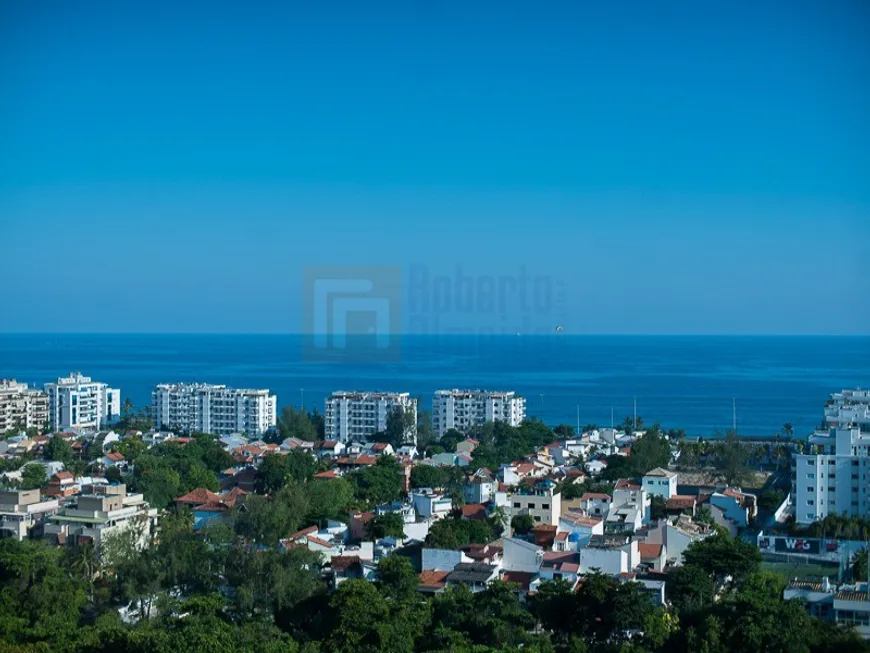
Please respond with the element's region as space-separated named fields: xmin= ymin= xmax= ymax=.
xmin=1 ymin=527 xmax=865 ymax=653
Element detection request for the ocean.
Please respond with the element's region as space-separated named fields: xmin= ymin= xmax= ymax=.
xmin=0 ymin=334 xmax=867 ymax=439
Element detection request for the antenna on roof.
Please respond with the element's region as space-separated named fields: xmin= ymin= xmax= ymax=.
xmin=732 ymin=397 xmax=737 ymax=434
xmin=633 ymin=397 xmax=637 ymax=432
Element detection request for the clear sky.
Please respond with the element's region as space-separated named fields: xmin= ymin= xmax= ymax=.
xmin=1 ymin=0 xmax=868 ymax=335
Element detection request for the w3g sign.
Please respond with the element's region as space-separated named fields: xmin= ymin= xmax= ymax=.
xmin=774 ymin=538 xmax=820 ymax=554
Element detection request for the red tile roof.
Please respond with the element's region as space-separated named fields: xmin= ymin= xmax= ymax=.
xmin=460 ymin=504 xmax=488 ymax=520
xmin=666 ymin=495 xmax=696 ymax=510
xmin=105 ymin=452 xmax=125 ymax=462
xmin=306 ymin=535 xmax=335 ymax=549
xmin=419 ymin=570 xmax=450 ymax=589
xmin=54 ymin=471 xmax=75 ymax=480
xmin=330 ymin=555 xmax=361 ymax=573
xmin=313 ymin=470 xmax=338 ymax=480
xmin=639 ymin=543 xmax=663 ymax=559
xmin=502 ymin=571 xmax=536 ymax=591
xmin=581 ymin=492 xmax=611 ymax=501
xmin=615 ymin=479 xmax=640 ymax=491
xmin=176 ymin=488 xmax=222 ymax=505
xmin=286 ymin=525 xmax=319 ymax=540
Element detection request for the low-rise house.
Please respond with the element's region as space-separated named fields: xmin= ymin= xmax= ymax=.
xmin=219 ymin=433 xmax=248 ymax=452
xmin=44 ymin=471 xmax=78 ymax=498
xmin=638 ymin=542 xmax=666 ymax=572
xmin=418 ymin=570 xmax=450 ymax=594
xmin=411 ymin=491 xmax=452 ymax=520
xmin=0 ymin=490 xmax=59 ymax=540
xmin=329 ymin=555 xmax=365 ymax=588
xmin=422 ymin=547 xmax=473 ymax=571
xmin=665 ymin=495 xmax=697 ymax=517
xmin=576 ymin=492 xmax=612 ymax=517
xmin=315 ymin=440 xmax=346 ymax=459
xmin=446 ymin=562 xmax=499 ymax=592
xmin=642 ymin=468 xmax=678 ymax=499
xmin=349 ymin=511 xmax=375 ymax=542
xmin=709 ymin=489 xmax=756 ymax=527
xmin=396 ymin=444 xmax=419 ymax=459
xmin=664 ymin=515 xmax=713 ymax=565
xmin=459 ymin=503 xmax=489 ymax=521
xmin=465 ymin=468 xmax=497 ymax=504
xmin=378 ymin=500 xmax=417 ymax=523
xmin=580 ymin=534 xmax=640 ymax=576
xmin=584 ymin=460 xmax=608 ymax=476
xmin=558 ymin=512 xmax=604 ymax=548
xmin=367 ymin=442 xmax=394 ymax=456
xmin=540 ymin=551 xmax=581 ymax=585
xmin=502 ymin=537 xmax=544 ymax=573
xmin=785 ymin=578 xmax=870 ymax=638
xmin=175 ymin=488 xmax=222 ymax=510
xmin=101 ymin=452 xmax=126 ymax=469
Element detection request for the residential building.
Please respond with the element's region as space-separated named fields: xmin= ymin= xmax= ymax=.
xmin=642 ymin=467 xmax=678 ymax=499
xmin=0 ymin=379 xmax=49 ymax=433
xmin=152 ymin=383 xmax=277 ymax=437
xmin=825 ymin=389 xmax=870 ymax=432
xmin=558 ymin=512 xmax=604 ymax=548
xmin=464 ymin=468 xmax=497 ymax=504
xmin=785 ymin=578 xmax=870 ymax=638
xmin=580 ymin=534 xmax=640 ymax=576
xmin=0 ymin=490 xmax=59 ymax=540
xmin=324 ymin=391 xmax=417 ymax=443
xmin=45 ymin=373 xmax=120 ymax=432
xmin=507 ymin=481 xmax=562 ymax=527
xmin=432 ymin=389 xmax=525 ymax=437
xmin=44 ymin=484 xmax=157 ymax=551
xmin=794 ymin=427 xmax=870 ymax=524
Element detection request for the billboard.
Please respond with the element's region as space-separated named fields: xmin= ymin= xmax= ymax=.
xmin=773 ymin=537 xmax=821 ymax=554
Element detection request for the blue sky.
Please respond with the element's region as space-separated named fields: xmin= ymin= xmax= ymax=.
xmin=1 ymin=0 xmax=868 ymax=334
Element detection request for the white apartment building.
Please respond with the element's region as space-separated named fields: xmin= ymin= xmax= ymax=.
xmin=44 ymin=483 xmax=157 ymax=551
xmin=45 ymin=373 xmax=120 ymax=432
xmin=794 ymin=427 xmax=870 ymax=524
xmin=152 ymin=383 xmax=277 ymax=437
xmin=0 ymin=489 xmax=59 ymax=540
xmin=0 ymin=379 xmax=49 ymax=433
xmin=431 ymin=389 xmax=526 ymax=437
xmin=325 ymin=391 xmax=417 ymax=443
xmin=825 ymin=389 xmax=870 ymax=432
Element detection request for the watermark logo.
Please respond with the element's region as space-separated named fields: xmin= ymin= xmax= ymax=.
xmin=407 ymin=265 xmax=566 ymax=337
xmin=302 ymin=266 xmax=402 ymax=361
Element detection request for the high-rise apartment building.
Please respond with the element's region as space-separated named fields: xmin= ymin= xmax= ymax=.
xmin=0 ymin=380 xmax=49 ymax=433
xmin=44 ymin=373 xmax=120 ymax=432
xmin=431 ymin=389 xmax=526 ymax=437
xmin=151 ymin=383 xmax=277 ymax=437
xmin=325 ymin=391 xmax=417 ymax=443
xmin=794 ymin=389 xmax=870 ymax=524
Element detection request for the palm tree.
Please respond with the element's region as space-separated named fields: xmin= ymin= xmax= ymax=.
xmin=490 ymin=505 xmax=509 ymax=536
xmin=782 ymin=423 xmax=794 ymax=440
xmin=71 ymin=541 xmax=98 ymax=601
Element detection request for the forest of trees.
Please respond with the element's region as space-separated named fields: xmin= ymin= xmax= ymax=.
xmin=1 ymin=524 xmax=867 ymax=653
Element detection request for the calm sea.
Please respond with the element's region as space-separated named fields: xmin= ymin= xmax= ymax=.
xmin=0 ymin=334 xmax=867 ymax=439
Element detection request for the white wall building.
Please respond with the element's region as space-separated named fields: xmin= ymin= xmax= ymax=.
xmin=432 ymin=389 xmax=526 ymax=437
xmin=152 ymin=383 xmax=277 ymax=437
xmin=642 ymin=468 xmax=678 ymax=499
xmin=507 ymin=483 xmax=562 ymax=527
xmin=825 ymin=389 xmax=870 ymax=432
xmin=794 ymin=427 xmax=870 ymax=524
xmin=580 ymin=534 xmax=639 ymax=576
xmin=44 ymin=484 xmax=157 ymax=552
xmin=0 ymin=490 xmax=59 ymax=540
xmin=324 ymin=391 xmax=417 ymax=443
xmin=0 ymin=379 xmax=49 ymax=433
xmin=45 ymin=373 xmax=120 ymax=432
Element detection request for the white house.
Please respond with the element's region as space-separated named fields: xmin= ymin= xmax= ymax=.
xmin=580 ymin=534 xmax=640 ymax=576
xmin=642 ymin=467 xmax=678 ymax=499
xmin=501 ymin=537 xmax=544 ymax=573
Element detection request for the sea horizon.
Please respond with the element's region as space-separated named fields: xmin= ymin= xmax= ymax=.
xmin=2 ymin=333 xmax=867 ymax=440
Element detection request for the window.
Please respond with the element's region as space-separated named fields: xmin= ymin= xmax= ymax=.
xmin=541 ymin=504 xmax=550 ymax=510
xmin=806 ymin=513 xmax=814 ymax=520
xmin=807 ymin=487 xmax=814 ymax=492
xmin=513 ymin=502 xmax=521 ymax=509
xmin=807 ymin=473 xmax=814 ymax=479
xmin=807 ymin=500 xmax=814 ymax=506
xmin=528 ymin=503 xmax=535 ymax=509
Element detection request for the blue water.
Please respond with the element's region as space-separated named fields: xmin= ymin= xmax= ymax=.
xmin=0 ymin=334 xmax=867 ymax=438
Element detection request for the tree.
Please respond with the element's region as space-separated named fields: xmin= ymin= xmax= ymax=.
xmin=377 ymin=555 xmax=419 ymax=602
xmin=322 ymin=579 xmax=392 ymax=653
xmin=554 ymin=424 xmax=575 ymax=438
xmin=350 ymin=455 xmax=403 ymax=506
xmin=383 ymin=406 xmax=416 ymax=448
xmin=852 ymin=548 xmax=868 ymax=583
xmin=415 ymin=405 xmax=436 ymax=452
xmin=367 ymin=512 xmax=406 ymax=539
xmin=233 ymin=485 xmax=308 ymax=547
xmin=440 ymin=429 xmax=466 ymax=452
xmin=782 ymin=423 xmax=794 ymax=440
xmin=306 ymin=477 xmax=354 ymax=522
xmin=511 ymin=513 xmax=535 ymax=535
xmin=410 ymin=464 xmax=446 ymax=489
xmin=425 ymin=517 xmax=495 ymax=549
xmin=667 ymin=564 xmax=715 ymax=616
xmin=276 ymin=406 xmax=318 ymax=442
xmin=44 ymin=435 xmax=73 ymax=464
xmin=257 ymin=451 xmax=316 ymax=494
xmin=682 ymin=530 xmax=761 ymax=583
xmin=19 ymin=463 xmax=47 ymax=490
xmin=712 ymin=431 xmax=752 ymax=487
